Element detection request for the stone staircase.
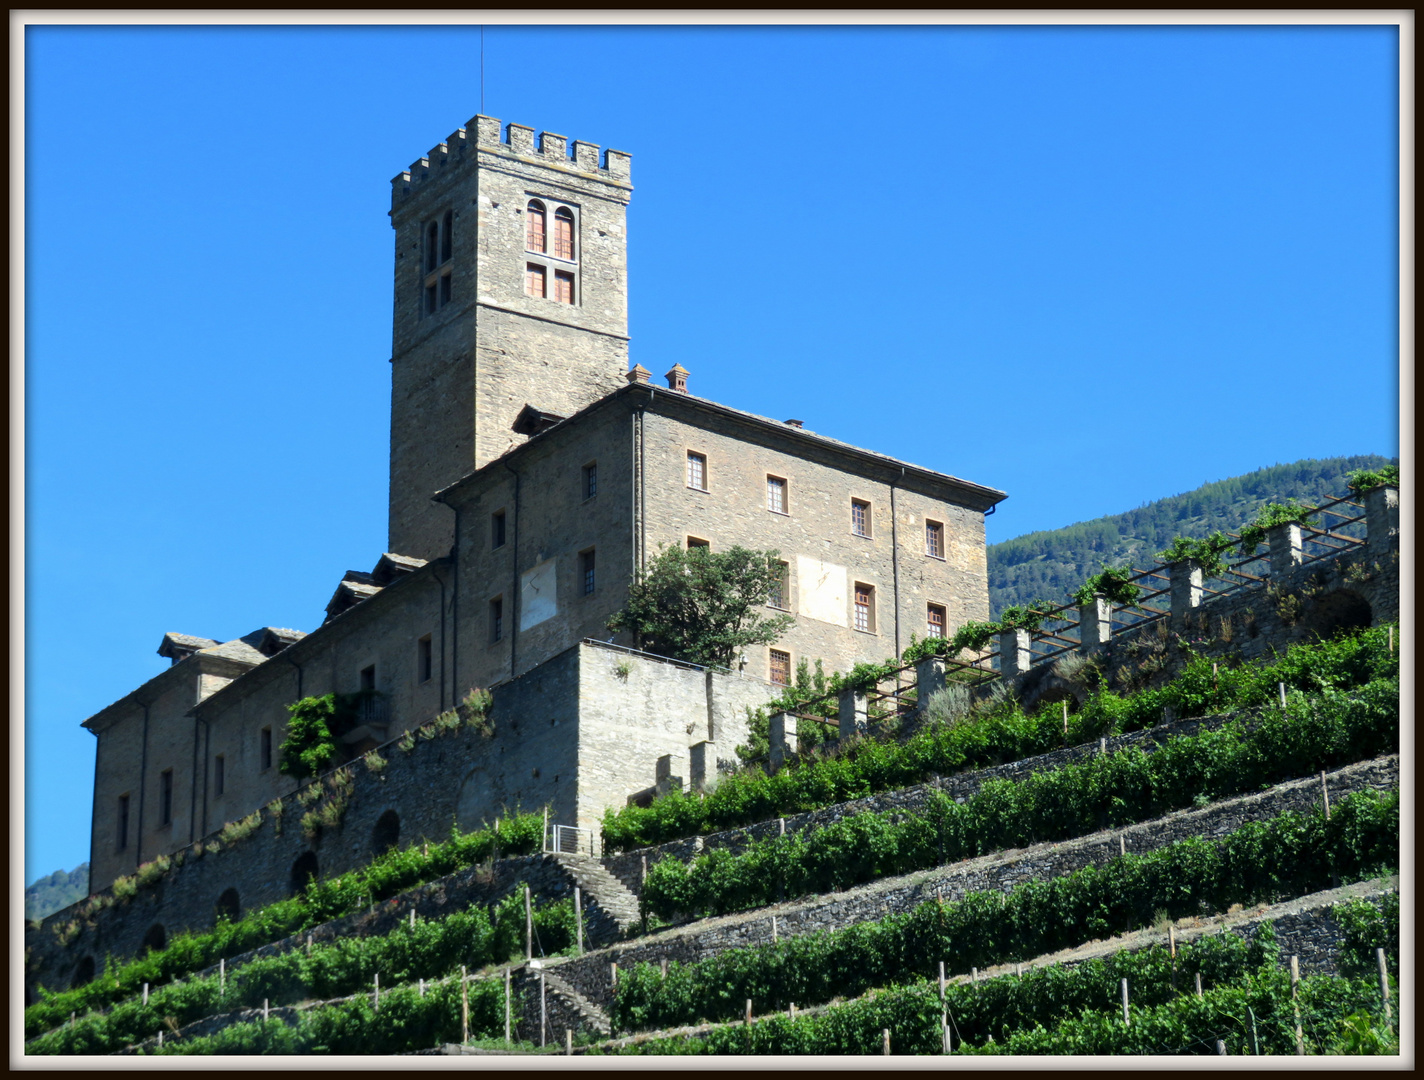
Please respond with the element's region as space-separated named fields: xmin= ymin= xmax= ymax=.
xmin=552 ymin=854 xmax=642 ymax=939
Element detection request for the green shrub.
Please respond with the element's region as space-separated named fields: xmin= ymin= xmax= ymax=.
xmin=1345 ymin=464 xmax=1399 ymax=494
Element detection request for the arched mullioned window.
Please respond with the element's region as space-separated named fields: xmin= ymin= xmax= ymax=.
xmin=526 ymin=200 xmax=547 ymax=253
xmin=553 ymin=207 xmax=575 ymax=260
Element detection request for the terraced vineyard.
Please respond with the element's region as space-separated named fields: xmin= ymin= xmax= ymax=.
xmin=26 ymin=625 xmax=1400 ymax=1056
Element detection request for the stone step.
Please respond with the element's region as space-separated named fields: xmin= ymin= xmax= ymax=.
xmin=552 ymin=854 xmax=643 ymax=931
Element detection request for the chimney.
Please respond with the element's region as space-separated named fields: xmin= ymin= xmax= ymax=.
xmin=664 ymin=364 xmax=690 ymax=393
xmin=626 ymin=364 xmax=651 ymax=384
xmin=784 ymin=419 xmax=804 ymax=428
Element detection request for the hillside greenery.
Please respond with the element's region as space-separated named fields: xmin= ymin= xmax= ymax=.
xmin=988 ymin=455 xmax=1396 ymax=616
xmin=26 ymin=864 xmax=89 ymax=922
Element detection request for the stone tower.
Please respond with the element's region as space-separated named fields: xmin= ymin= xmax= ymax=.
xmin=387 ymin=115 xmax=633 ymax=561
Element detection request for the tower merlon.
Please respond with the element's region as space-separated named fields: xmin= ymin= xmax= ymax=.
xmin=389 ymin=114 xmax=633 ymax=211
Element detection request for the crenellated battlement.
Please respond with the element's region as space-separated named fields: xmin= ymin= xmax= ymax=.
xmin=391 ymin=114 xmax=631 ymax=210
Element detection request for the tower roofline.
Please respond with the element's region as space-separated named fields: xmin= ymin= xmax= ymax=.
xmin=390 ymin=114 xmax=632 ymax=217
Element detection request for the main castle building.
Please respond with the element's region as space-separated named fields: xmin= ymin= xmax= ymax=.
xmin=79 ymin=115 xmax=1006 ymax=899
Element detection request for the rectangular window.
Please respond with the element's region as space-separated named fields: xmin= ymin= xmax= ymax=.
xmin=439 ymin=272 xmax=452 ymax=305
xmin=854 ymin=583 xmax=875 ymax=633
xmin=425 ymin=282 xmax=437 ymax=314
xmin=260 ymin=727 xmax=273 ymax=772
xmin=926 ymin=520 xmax=944 ymax=559
xmin=583 ymin=462 xmax=597 ymax=500
xmin=418 ymin=635 xmax=433 ymax=683
xmin=852 ymin=499 xmax=871 ymax=537
xmin=160 ymin=769 xmax=174 ymax=826
xmin=769 ymin=649 xmax=792 ymax=687
xmin=767 ymin=476 xmax=787 ymax=514
xmin=117 ymin=794 xmax=130 ymax=851
xmin=554 ymin=270 xmax=575 ymax=305
xmin=768 ymin=560 xmax=789 ymax=609
xmin=215 ymin=755 xmax=225 ymax=797
xmin=492 ymin=510 xmax=507 ymax=549
xmin=687 ymin=536 xmax=710 ymax=550
xmin=490 ymin=596 xmax=504 ymax=642
xmin=580 ymin=549 xmax=596 ymax=595
xmin=554 ymin=212 xmax=575 ymax=260
xmin=927 ymin=604 xmax=946 ymax=639
xmin=687 ymin=451 xmax=707 ymax=491
xmin=525 ymin=263 xmax=546 ymax=298
xmin=360 ymin=664 xmax=376 ymax=692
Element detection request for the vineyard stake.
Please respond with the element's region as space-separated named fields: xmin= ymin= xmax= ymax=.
xmin=220 ymin=958 xmax=225 ymax=998
xmin=790 ymin=1003 xmax=796 ymax=1019
xmin=263 ymin=998 xmax=269 ymax=1023
xmin=1216 ymin=1040 xmax=1226 ymax=1055
xmin=611 ymin=961 xmax=618 ymax=989
xmin=1213 ymin=662 xmax=1218 ymax=691
xmin=942 ymin=1015 xmax=951 ymax=1055
xmin=1377 ymin=948 xmax=1392 ymax=1024
xmin=1195 ymin=972 xmax=1203 ymax=997
xmin=661 ymin=958 xmax=668 ymax=980
xmin=157 ymin=1029 xmax=163 ymax=1048
xmin=1388 ymin=626 xmax=1393 ymax=654
xmin=540 ymin=971 xmax=547 ymax=1047
xmin=1100 ymin=737 xmax=1107 ymax=755
xmin=1120 ymin=978 xmax=1130 ymax=1027
xmin=504 ymin=968 xmax=511 ymax=1045
xmin=566 ymin=1029 xmax=573 ymax=1056
xmin=1169 ymin=925 xmax=1176 ymax=957
xmin=1291 ymin=955 xmax=1303 ymax=1055
xmin=971 ymin=967 xmax=977 ymax=983
xmin=458 ymin=966 xmax=469 ymax=1042
xmin=70 ymin=1012 xmax=75 ymax=1028
xmin=524 ymin=886 xmax=533 ymax=961
xmin=1321 ymin=772 xmax=1331 ymax=819
xmin=494 ymin=817 xmax=500 ymax=861
xmin=410 ymin=907 xmax=416 ymax=929
xmin=1279 ymin=682 xmax=1287 ymax=710
xmin=745 ymin=999 xmax=753 ymax=1025
xmin=1016 ymin=964 xmax=1022 ymax=978
xmin=143 ymin=982 xmax=148 ymax=1006
xmin=938 ymin=961 xmax=946 ymax=1002
xmin=306 ymin=932 xmax=312 ymax=957
xmin=1062 ymin=700 xmax=1069 ymax=741
xmin=543 ymin=807 xmax=548 ymax=852
xmin=883 ymin=1028 xmax=891 ymax=1055
xmin=575 ymin=886 xmax=584 ymax=954
xmin=374 ymin=972 xmax=380 ymax=1013
xmin=419 ymin=978 xmax=425 ymax=998
xmin=772 ymin=915 xmax=778 ymax=943
xmin=1119 ymin=836 xmax=1126 ymax=857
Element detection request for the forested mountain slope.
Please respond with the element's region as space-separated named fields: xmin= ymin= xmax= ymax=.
xmin=987 ymin=455 xmax=1396 ymax=617
xmin=26 ymin=864 xmax=89 ymax=922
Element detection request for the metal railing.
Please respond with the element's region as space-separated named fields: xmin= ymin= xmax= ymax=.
xmin=546 ymin=823 xmax=600 ymax=857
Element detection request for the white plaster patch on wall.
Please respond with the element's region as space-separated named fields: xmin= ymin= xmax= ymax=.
xmin=796 ymin=555 xmax=848 ymax=627
xmin=520 ymin=559 xmax=559 ymax=630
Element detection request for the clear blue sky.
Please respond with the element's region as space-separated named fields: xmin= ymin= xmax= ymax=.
xmin=22 ymin=22 xmax=1401 ymax=882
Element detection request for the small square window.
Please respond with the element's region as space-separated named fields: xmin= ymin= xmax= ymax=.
xmin=927 ymin=604 xmax=946 ymax=639
xmin=490 ymin=596 xmax=504 ymax=642
xmin=852 ymin=499 xmax=872 ymax=538
xmin=926 ymin=521 xmax=944 ymax=559
xmin=854 ymin=583 xmax=875 ymax=634
xmin=583 ymin=462 xmax=597 ymax=500
xmin=580 ymin=549 xmax=596 ymax=595
xmin=418 ymin=635 xmax=433 ymax=683
xmin=687 ymin=452 xmax=707 ymax=491
xmin=215 ymin=754 xmax=226 ymax=797
xmin=767 ymin=476 xmax=788 ymax=515
xmin=769 ymin=649 xmax=791 ymax=686
xmin=260 ymin=727 xmax=273 ymax=772
xmin=492 ymin=510 xmax=507 ymax=549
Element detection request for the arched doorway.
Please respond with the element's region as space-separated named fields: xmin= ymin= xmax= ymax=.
xmin=71 ymin=956 xmax=95 ymax=989
xmin=1303 ymin=589 xmax=1373 ymax=641
xmin=371 ymin=810 xmax=401 ymax=857
xmin=215 ymin=887 xmax=241 ymax=924
xmin=141 ymin=923 xmax=167 ymax=955
xmin=290 ymin=851 xmax=320 ymax=896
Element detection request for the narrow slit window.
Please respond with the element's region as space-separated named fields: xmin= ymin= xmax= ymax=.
xmin=927 ymin=604 xmax=946 ymax=639
xmin=215 ymin=754 xmax=225 ymax=797
xmin=526 ymin=201 xmax=546 ymax=252
xmin=418 ymin=635 xmax=433 ymax=683
xmin=583 ymin=462 xmax=597 ymax=500
xmin=926 ymin=520 xmax=944 ymax=558
xmin=553 ymin=207 xmax=575 ymax=260
xmin=117 ymin=794 xmax=130 ymax=851
xmin=769 ymin=649 xmax=791 ymax=686
xmin=490 ymin=597 xmax=504 ymax=642
xmin=160 ymin=769 xmax=174 ymax=826
xmin=425 ymin=221 xmax=439 ymax=272
xmin=687 ymin=452 xmax=707 ymax=491
xmin=852 ymin=499 xmax=871 ymax=537
xmin=260 ymin=727 xmax=273 ymax=771
xmin=525 ymin=263 xmax=546 ymax=298
xmin=492 ymin=510 xmax=507 ymax=549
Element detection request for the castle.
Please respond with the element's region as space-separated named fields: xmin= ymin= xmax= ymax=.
xmin=78 ymin=114 xmax=1006 ymax=900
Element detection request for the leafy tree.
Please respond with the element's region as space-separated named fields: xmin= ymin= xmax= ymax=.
xmin=608 ymin=544 xmax=794 ymax=669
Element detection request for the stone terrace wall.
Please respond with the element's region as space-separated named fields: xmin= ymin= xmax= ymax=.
xmin=547 ymin=755 xmax=1398 ymax=1014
